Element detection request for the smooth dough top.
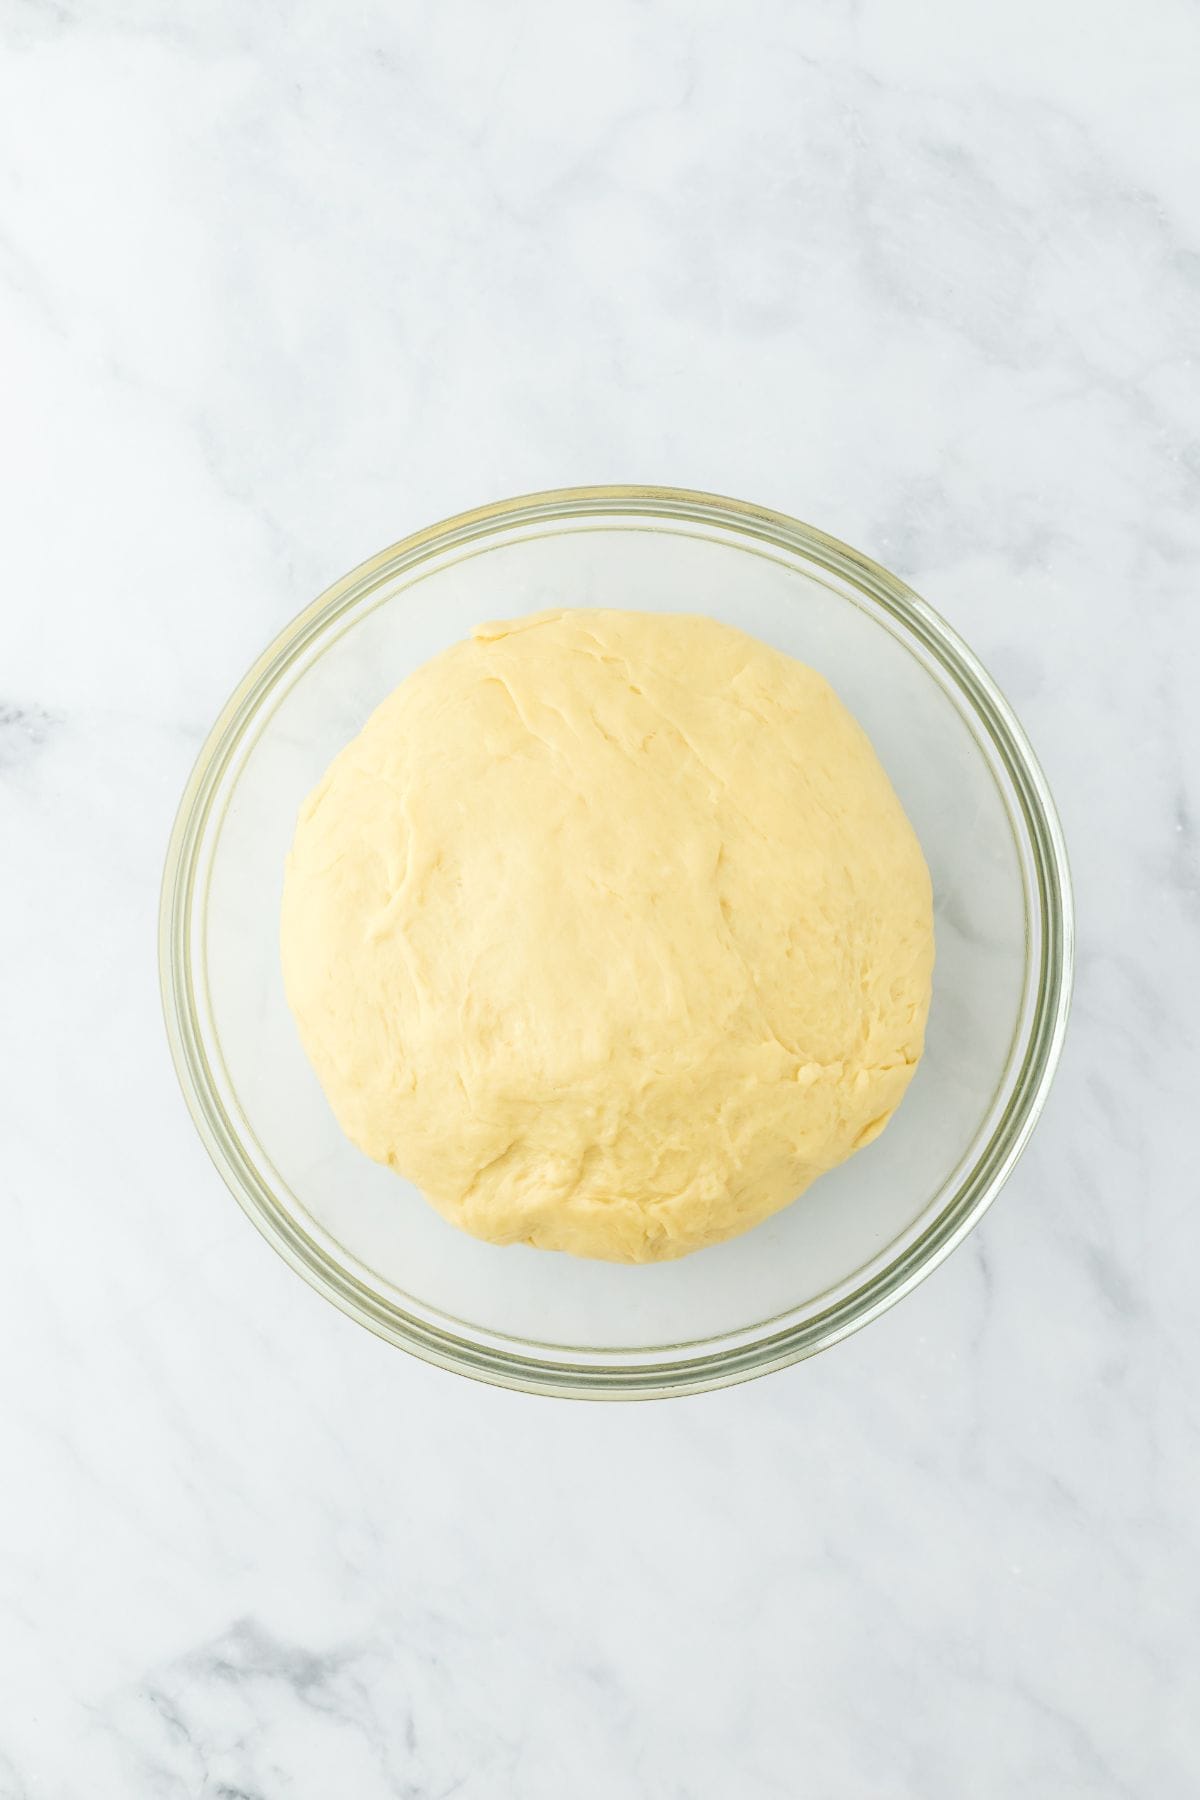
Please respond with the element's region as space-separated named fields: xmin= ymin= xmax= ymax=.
xmin=281 ymin=610 xmax=934 ymax=1263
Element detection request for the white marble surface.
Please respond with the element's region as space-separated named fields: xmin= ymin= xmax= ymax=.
xmin=3 ymin=0 xmax=1198 ymax=1792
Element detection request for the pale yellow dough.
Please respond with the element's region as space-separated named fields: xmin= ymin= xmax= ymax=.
xmin=281 ymin=610 xmax=934 ymax=1263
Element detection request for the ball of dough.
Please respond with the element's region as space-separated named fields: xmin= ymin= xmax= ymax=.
xmin=281 ymin=610 xmax=934 ymax=1263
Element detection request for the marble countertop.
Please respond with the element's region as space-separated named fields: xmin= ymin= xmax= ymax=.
xmin=3 ymin=2 xmax=1198 ymax=1794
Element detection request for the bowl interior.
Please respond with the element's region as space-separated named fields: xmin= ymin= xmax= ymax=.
xmin=187 ymin=506 xmax=1034 ymax=1369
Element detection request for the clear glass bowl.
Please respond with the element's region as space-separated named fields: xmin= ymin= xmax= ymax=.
xmin=160 ymin=487 xmax=1073 ymax=1398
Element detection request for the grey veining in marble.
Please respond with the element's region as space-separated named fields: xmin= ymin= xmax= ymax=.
xmin=2 ymin=1 xmax=1199 ymax=1794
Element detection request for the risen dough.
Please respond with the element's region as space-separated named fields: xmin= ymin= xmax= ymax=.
xmin=281 ymin=610 xmax=934 ymax=1263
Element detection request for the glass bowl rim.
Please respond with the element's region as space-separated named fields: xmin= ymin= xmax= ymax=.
xmin=159 ymin=484 xmax=1074 ymax=1400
